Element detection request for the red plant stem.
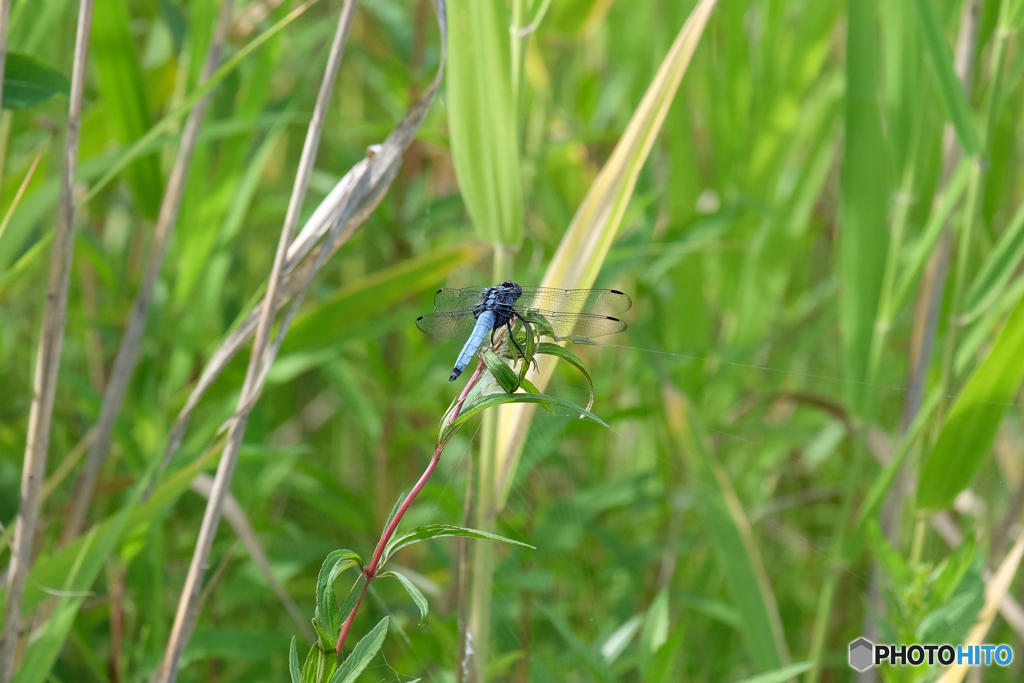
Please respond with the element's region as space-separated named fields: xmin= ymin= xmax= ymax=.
xmin=336 ymin=441 xmax=445 ymax=654
xmin=449 ymin=358 xmax=487 ymax=425
xmin=335 ymin=579 xmax=369 ymax=654
xmin=335 ymin=347 xmax=496 ymax=655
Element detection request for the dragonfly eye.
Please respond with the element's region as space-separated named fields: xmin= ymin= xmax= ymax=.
xmin=499 ymin=280 xmax=522 ymax=298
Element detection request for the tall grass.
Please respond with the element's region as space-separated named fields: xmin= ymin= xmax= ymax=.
xmin=4 ymin=0 xmax=1024 ymax=681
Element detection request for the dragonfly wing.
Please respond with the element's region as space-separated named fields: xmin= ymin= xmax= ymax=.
xmin=521 ymin=311 xmax=627 ymax=339
xmin=416 ymin=311 xmax=480 ymax=340
xmin=433 ymin=287 xmax=486 ymax=312
xmin=515 ymin=287 xmax=632 ymax=316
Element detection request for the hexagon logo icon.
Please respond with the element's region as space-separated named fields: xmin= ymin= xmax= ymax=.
xmin=849 ymin=637 xmax=874 ymax=671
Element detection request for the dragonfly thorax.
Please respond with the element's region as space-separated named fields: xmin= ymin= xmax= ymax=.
xmin=473 ymin=280 xmax=523 ymax=329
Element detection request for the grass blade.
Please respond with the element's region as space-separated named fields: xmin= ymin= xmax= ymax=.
xmin=918 ymin=294 xmax=1024 ymax=510
xmin=840 ymin=0 xmax=890 ymax=416
xmin=446 ymin=0 xmax=523 ymax=246
xmin=91 ymin=0 xmax=162 ymax=216
xmin=910 ymin=0 xmax=981 ymax=155
xmin=493 ymin=0 xmax=718 ymax=506
xmin=963 ymin=201 xmax=1024 ymax=319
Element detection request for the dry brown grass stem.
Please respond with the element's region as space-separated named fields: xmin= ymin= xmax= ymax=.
xmin=60 ymin=0 xmax=237 ymax=551
xmin=0 ymin=1 xmax=95 ymax=679
xmin=152 ymin=0 xmax=449 ymax=493
xmin=153 ymin=3 xmax=359 ymax=680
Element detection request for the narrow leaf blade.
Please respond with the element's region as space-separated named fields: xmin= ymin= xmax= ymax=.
xmin=382 ymin=524 xmax=533 ymax=568
xmin=331 ymin=616 xmax=390 ymax=683
xmin=918 ymin=295 xmax=1024 ymax=510
xmin=381 ymin=571 xmax=429 ymax=624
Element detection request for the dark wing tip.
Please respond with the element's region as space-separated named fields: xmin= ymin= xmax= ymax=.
xmin=416 ymin=316 xmax=425 ymax=321
xmin=435 ymin=288 xmax=443 ymax=294
xmin=610 ymin=289 xmax=624 ymax=295
xmin=608 ymin=315 xmax=627 ymax=331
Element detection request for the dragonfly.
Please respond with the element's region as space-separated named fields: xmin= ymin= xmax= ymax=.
xmin=416 ymin=281 xmax=632 ymax=381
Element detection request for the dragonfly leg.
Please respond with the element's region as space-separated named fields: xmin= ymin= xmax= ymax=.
xmin=506 ymin=321 xmax=525 ymax=359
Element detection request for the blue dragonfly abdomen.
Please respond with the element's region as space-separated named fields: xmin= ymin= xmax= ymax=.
xmin=451 ymin=310 xmax=495 ymax=381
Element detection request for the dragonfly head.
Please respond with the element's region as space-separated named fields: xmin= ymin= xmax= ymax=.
xmin=499 ymin=280 xmax=523 ymax=300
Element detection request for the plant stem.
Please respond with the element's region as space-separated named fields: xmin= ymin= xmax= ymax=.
xmin=336 ymin=349 xmax=493 ymax=655
xmin=450 ymin=359 xmax=488 ymax=425
xmin=466 ymin=246 xmax=514 ymax=681
xmin=366 ymin=443 xmax=445 ymax=576
xmin=468 ymin=411 xmax=497 ymax=683
xmin=335 ymin=578 xmax=370 ymax=655
xmin=0 ymin=1 xmax=93 ymax=679
xmin=155 ymin=5 xmax=358 ymax=680
xmin=336 ymin=435 xmax=456 ymax=654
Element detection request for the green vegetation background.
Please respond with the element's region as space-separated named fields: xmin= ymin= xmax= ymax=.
xmin=3 ymin=0 xmax=1024 ymax=681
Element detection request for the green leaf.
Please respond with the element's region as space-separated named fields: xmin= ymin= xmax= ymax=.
xmin=446 ymin=0 xmax=523 ymax=246
xmin=331 ymin=616 xmax=389 ymax=683
xmin=519 ymin=378 xmax=552 ymax=413
xmin=313 ymin=550 xmax=361 ymax=639
xmin=865 ymin=520 xmax=911 ymax=586
xmin=538 ymin=343 xmax=595 ymax=410
xmin=381 ymin=524 xmax=533 ymax=568
xmin=917 ymin=559 xmax=985 ymax=644
xmin=851 ymin=391 xmax=938 ymax=539
xmin=536 ymin=603 xmax=617 ymax=683
xmin=312 ymin=620 xmax=336 ymax=660
xmin=840 ymin=0 xmax=891 ymax=417
xmin=2 ymin=52 xmax=69 ymax=109
xmin=380 ymin=571 xmax=429 ymax=624
xmin=731 ymin=661 xmax=816 ymax=683
xmin=892 ymin=159 xmax=971 ymax=313
xmin=300 ymin=641 xmax=332 ymax=683
xmin=640 ymin=589 xmax=670 ymax=654
xmin=932 ymin=536 xmax=978 ymax=604
xmin=964 ymin=201 xmax=1024 ymax=318
xmin=909 ymin=0 xmax=981 ymax=155
xmin=92 ymin=0 xmax=163 ymax=217
xmin=600 ymin=615 xmax=642 ymax=663
xmin=289 ymin=636 xmax=301 ymax=683
xmin=645 ymin=631 xmax=685 ymax=683
xmin=918 ymin=294 xmax=1024 ymax=509
xmin=482 ymin=349 xmax=520 ymax=393
xmin=439 ymin=392 xmax=608 ymax=446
